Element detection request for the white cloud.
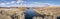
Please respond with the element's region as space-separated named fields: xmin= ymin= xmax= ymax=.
xmin=11 ymin=1 xmax=16 ymax=4
xmin=0 ymin=0 xmax=60 ymax=7
xmin=0 ymin=3 xmax=6 ymax=5
xmin=0 ymin=3 xmax=7 ymax=7
xmin=17 ymin=0 xmax=23 ymax=3
xmin=26 ymin=2 xmax=60 ymax=7
xmin=18 ymin=0 xmax=22 ymax=1
xmin=6 ymin=2 xmax=10 ymax=4
xmin=26 ymin=2 xmax=49 ymax=7
xmin=0 ymin=0 xmax=24 ymax=7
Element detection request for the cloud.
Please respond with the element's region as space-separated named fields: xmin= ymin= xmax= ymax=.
xmin=26 ymin=2 xmax=60 ymax=7
xmin=0 ymin=3 xmax=7 ymax=7
xmin=26 ymin=2 xmax=49 ymax=7
xmin=0 ymin=0 xmax=24 ymax=7
xmin=0 ymin=3 xmax=6 ymax=5
xmin=18 ymin=0 xmax=23 ymax=1
xmin=10 ymin=1 xmax=16 ymax=4
xmin=0 ymin=0 xmax=60 ymax=7
xmin=6 ymin=2 xmax=10 ymax=4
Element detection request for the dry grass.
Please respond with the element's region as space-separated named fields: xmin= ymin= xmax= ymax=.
xmin=33 ymin=7 xmax=60 ymax=16
xmin=0 ymin=7 xmax=28 ymax=16
xmin=0 ymin=7 xmax=28 ymax=19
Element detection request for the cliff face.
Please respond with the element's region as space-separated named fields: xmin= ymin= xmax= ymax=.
xmin=0 ymin=7 xmax=28 ymax=19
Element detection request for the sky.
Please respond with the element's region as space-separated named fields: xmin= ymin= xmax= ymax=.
xmin=0 ymin=0 xmax=60 ymax=7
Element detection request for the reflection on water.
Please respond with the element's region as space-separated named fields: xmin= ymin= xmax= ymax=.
xmin=24 ymin=8 xmax=60 ymax=19
xmin=25 ymin=8 xmax=36 ymax=19
xmin=57 ymin=16 xmax=60 ymax=19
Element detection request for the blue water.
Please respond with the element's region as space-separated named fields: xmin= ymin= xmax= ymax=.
xmin=24 ymin=8 xmax=60 ymax=19
xmin=24 ymin=8 xmax=37 ymax=19
xmin=57 ymin=17 xmax=60 ymax=19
